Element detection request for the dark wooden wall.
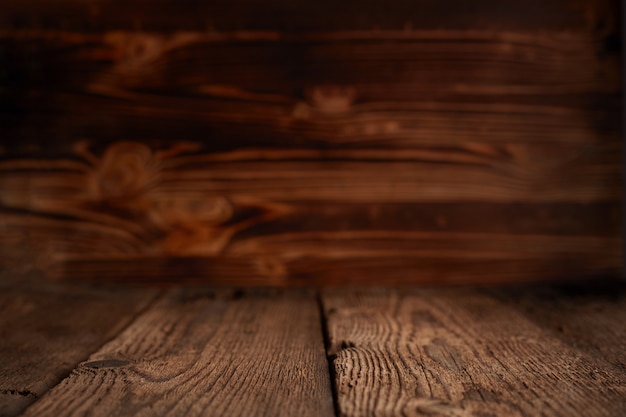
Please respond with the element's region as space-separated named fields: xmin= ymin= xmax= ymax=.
xmin=0 ymin=0 xmax=622 ymax=285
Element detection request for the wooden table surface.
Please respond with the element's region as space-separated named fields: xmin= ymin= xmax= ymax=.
xmin=1 ymin=279 xmax=625 ymax=417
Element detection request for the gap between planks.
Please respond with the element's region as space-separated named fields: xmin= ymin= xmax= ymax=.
xmin=7 ymin=284 xmax=626 ymax=417
xmin=317 ymin=291 xmax=342 ymax=417
xmin=0 ymin=280 xmax=162 ymax=417
xmin=320 ymin=285 xmax=626 ymax=417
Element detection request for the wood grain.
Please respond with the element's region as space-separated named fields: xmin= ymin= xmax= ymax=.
xmin=20 ymin=288 xmax=335 ymax=417
xmin=0 ymin=281 xmax=157 ymax=417
xmin=36 ymin=235 xmax=620 ymax=285
xmin=1 ymin=31 xmax=620 ymax=150
xmin=0 ymin=141 xmax=621 ymax=284
xmin=493 ymin=281 xmax=626 ymax=373
xmin=0 ymin=0 xmax=621 ymax=285
xmin=321 ymin=288 xmax=626 ymax=417
xmin=0 ymin=0 xmax=618 ymax=32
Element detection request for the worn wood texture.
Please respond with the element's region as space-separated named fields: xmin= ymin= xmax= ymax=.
xmin=321 ymin=287 xmax=626 ymax=417
xmin=0 ymin=0 xmax=618 ymax=32
xmin=493 ymin=281 xmax=626 ymax=373
xmin=0 ymin=0 xmax=621 ymax=285
xmin=0 ymin=281 xmax=157 ymax=417
xmin=21 ymin=288 xmax=335 ymax=417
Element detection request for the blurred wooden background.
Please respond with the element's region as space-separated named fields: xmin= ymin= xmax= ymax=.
xmin=0 ymin=0 xmax=622 ymax=285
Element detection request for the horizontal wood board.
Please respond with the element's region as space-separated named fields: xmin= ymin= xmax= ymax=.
xmin=0 ymin=0 xmax=622 ymax=285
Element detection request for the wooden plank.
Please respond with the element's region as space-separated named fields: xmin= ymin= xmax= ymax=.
xmin=20 ymin=288 xmax=335 ymax=417
xmin=0 ymin=0 xmax=617 ymax=33
xmin=0 ymin=32 xmax=620 ymax=151
xmin=0 ymin=281 xmax=158 ymax=417
xmin=1 ymin=31 xmax=619 ymax=100
xmin=492 ymin=281 xmax=626 ymax=373
xmin=0 ymin=140 xmax=621 ymax=284
xmin=0 ymin=142 xmax=620 ymax=206
xmin=0 ymin=1 xmax=620 ymax=285
xmin=1 ymin=197 xmax=620 ymax=284
xmin=321 ymin=288 xmax=626 ymax=417
xmin=33 ymin=235 xmax=620 ymax=285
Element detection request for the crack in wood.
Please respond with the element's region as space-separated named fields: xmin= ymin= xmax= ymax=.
xmin=0 ymin=390 xmax=38 ymax=399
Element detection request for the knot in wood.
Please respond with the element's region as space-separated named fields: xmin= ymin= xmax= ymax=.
xmin=161 ymin=196 xmax=233 ymax=225
xmin=105 ymin=32 xmax=165 ymax=69
xmin=90 ymin=141 xmax=160 ymax=201
xmin=306 ymin=85 xmax=356 ymax=114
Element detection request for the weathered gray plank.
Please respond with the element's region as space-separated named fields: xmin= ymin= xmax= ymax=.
xmin=321 ymin=287 xmax=626 ymax=417
xmin=0 ymin=282 xmax=158 ymax=417
xmin=21 ymin=288 xmax=335 ymax=417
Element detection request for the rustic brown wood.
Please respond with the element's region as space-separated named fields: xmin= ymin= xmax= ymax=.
xmin=0 ymin=281 xmax=158 ymax=417
xmin=321 ymin=287 xmax=626 ymax=417
xmin=0 ymin=0 xmax=621 ymax=285
xmin=34 ymin=237 xmax=620 ymax=286
xmin=493 ymin=281 xmax=626 ymax=373
xmin=0 ymin=32 xmax=620 ymax=151
xmin=0 ymin=0 xmax=619 ymax=32
xmin=0 ymin=143 xmax=620 ymax=284
xmin=20 ymin=288 xmax=335 ymax=417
